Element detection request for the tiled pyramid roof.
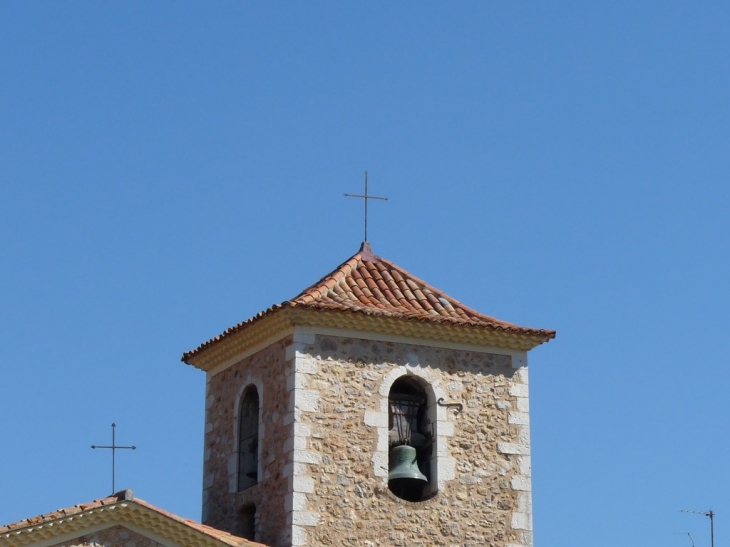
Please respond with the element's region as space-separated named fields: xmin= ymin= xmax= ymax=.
xmin=290 ymin=242 xmax=535 ymax=327
xmin=182 ymin=243 xmax=555 ymax=367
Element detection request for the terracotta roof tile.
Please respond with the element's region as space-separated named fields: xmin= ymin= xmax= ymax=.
xmin=182 ymin=242 xmax=556 ymax=363
xmin=0 ymin=489 xmax=262 ymax=547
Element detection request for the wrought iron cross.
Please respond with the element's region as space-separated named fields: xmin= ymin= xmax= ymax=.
xmin=344 ymin=171 xmax=388 ymax=242
xmin=91 ymin=423 xmax=136 ymax=494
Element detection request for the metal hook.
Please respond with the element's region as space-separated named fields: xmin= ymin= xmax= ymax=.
xmin=437 ymin=398 xmax=463 ymax=414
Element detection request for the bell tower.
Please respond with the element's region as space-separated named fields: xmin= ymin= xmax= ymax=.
xmin=182 ymin=243 xmax=554 ymax=547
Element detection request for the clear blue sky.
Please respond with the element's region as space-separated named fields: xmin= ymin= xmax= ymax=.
xmin=2 ymin=3 xmax=728 ymax=546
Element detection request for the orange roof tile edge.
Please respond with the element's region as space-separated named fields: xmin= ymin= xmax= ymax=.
xmin=182 ymin=243 xmax=555 ymax=364
xmin=0 ymin=489 xmax=263 ymax=547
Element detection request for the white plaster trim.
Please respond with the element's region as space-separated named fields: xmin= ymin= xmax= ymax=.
xmin=507 ymin=363 xmax=533 ymax=547
xmin=297 ymin=325 xmax=528 ymax=359
xmin=205 ymin=327 xmax=296 ymax=379
xmin=286 ymin=333 xmax=321 ymax=543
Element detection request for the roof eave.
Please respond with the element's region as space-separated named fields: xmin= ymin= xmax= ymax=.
xmin=182 ymin=306 xmax=555 ymax=372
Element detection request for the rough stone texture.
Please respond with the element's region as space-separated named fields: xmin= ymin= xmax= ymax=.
xmin=295 ymin=334 xmax=531 ymax=547
xmin=53 ymin=525 xmax=164 ymax=547
xmin=204 ymin=331 xmax=533 ymax=547
xmin=203 ymin=335 xmax=294 ymax=547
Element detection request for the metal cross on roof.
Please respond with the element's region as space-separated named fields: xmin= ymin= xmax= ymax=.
xmin=91 ymin=423 xmax=136 ymax=494
xmin=344 ymin=171 xmax=388 ymax=242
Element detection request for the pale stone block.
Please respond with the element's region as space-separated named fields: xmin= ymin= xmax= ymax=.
xmin=380 ymin=369 xmax=403 ymax=396
xmin=295 ymin=358 xmax=318 ymax=374
xmin=518 ymin=428 xmax=531 ymax=445
xmin=436 ymin=436 xmax=449 ymax=457
xmin=205 ymin=395 xmax=215 ymax=409
xmin=438 ymin=457 xmax=455 ymax=481
xmin=285 ymin=492 xmax=308 ymax=512
xmin=515 ymin=366 xmax=529 ymax=383
xmin=282 ymin=462 xmax=293 ymax=479
xmin=283 ymin=436 xmax=294 ymax=453
xmin=295 ymin=390 xmax=320 ymax=412
xmin=438 ymin=420 xmax=455 ymax=437
xmin=292 ymin=511 xmax=320 ymax=526
xmin=509 ymin=384 xmax=529 ymax=398
xmin=293 ymin=450 xmax=321 ymax=464
xmin=293 ymin=423 xmax=311 ymax=437
xmin=283 ymin=462 xmax=309 ymax=478
xmin=497 ymin=443 xmax=530 ymax=455
xmin=204 ymin=448 xmax=211 ymax=462
xmin=293 ymin=435 xmax=308 ymax=450
xmin=372 ymin=451 xmax=389 ymax=477
xmin=286 ymin=373 xmax=296 ymax=392
xmin=292 ymin=475 xmax=315 ymax=493
xmin=511 ymin=476 xmax=531 ymax=491
xmin=227 ymin=455 xmax=237 ymax=474
xmin=293 ymin=492 xmax=308 ymax=511
xmin=497 ymin=400 xmax=512 ymax=410
xmin=375 ymin=429 xmax=389 ymax=452
xmin=282 ymin=411 xmax=295 ymax=426
xmin=517 ymin=491 xmax=532 ymax=513
xmin=511 ymin=512 xmax=532 ymax=531
xmin=285 ymin=343 xmax=304 ymax=361
xmin=508 ymin=412 xmax=530 ymax=425
xmin=203 ymin=474 xmax=214 ymax=489
xmin=364 ymin=410 xmax=387 ymax=427
xmin=516 ymin=397 xmax=530 ymax=412
xmin=228 ymin=476 xmax=237 ymax=493
xmin=291 ymin=525 xmax=307 ymax=546
xmin=204 ymin=423 xmax=213 ymax=434
xmin=518 ymin=456 xmax=532 ymax=476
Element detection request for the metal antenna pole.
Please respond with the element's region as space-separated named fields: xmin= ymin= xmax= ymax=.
xmin=92 ymin=423 xmax=136 ymax=494
xmin=682 ymin=509 xmax=715 ymax=547
xmin=344 ymin=171 xmax=388 ymax=243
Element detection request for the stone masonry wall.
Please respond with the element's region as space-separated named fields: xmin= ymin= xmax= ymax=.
xmin=203 ymin=335 xmax=294 ymax=546
xmin=290 ymin=333 xmax=533 ymax=547
xmin=54 ymin=525 xmax=165 ymax=547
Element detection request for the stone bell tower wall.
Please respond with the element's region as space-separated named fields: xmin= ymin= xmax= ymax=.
xmin=289 ymin=329 xmax=534 ymax=547
xmin=202 ymin=334 xmax=295 ymax=547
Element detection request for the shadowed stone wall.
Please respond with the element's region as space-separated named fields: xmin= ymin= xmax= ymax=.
xmin=204 ymin=330 xmax=533 ymax=547
xmin=203 ymin=335 xmax=294 ymax=547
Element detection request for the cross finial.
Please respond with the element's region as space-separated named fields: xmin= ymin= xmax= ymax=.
xmin=91 ymin=423 xmax=136 ymax=494
xmin=344 ymin=171 xmax=388 ymax=242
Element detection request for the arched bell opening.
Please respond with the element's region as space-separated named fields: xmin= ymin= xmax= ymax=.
xmin=237 ymin=385 xmax=260 ymax=491
xmin=387 ymin=376 xmax=436 ymax=502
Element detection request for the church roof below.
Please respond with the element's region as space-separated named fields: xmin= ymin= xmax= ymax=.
xmin=182 ymin=243 xmax=555 ymax=367
xmin=0 ymin=489 xmax=262 ymax=547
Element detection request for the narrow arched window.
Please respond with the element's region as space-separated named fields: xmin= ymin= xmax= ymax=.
xmin=237 ymin=386 xmax=259 ymax=491
xmin=388 ymin=376 xmax=435 ymax=502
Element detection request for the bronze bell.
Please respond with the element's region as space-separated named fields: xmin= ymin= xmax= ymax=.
xmin=388 ymin=444 xmax=427 ymax=482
